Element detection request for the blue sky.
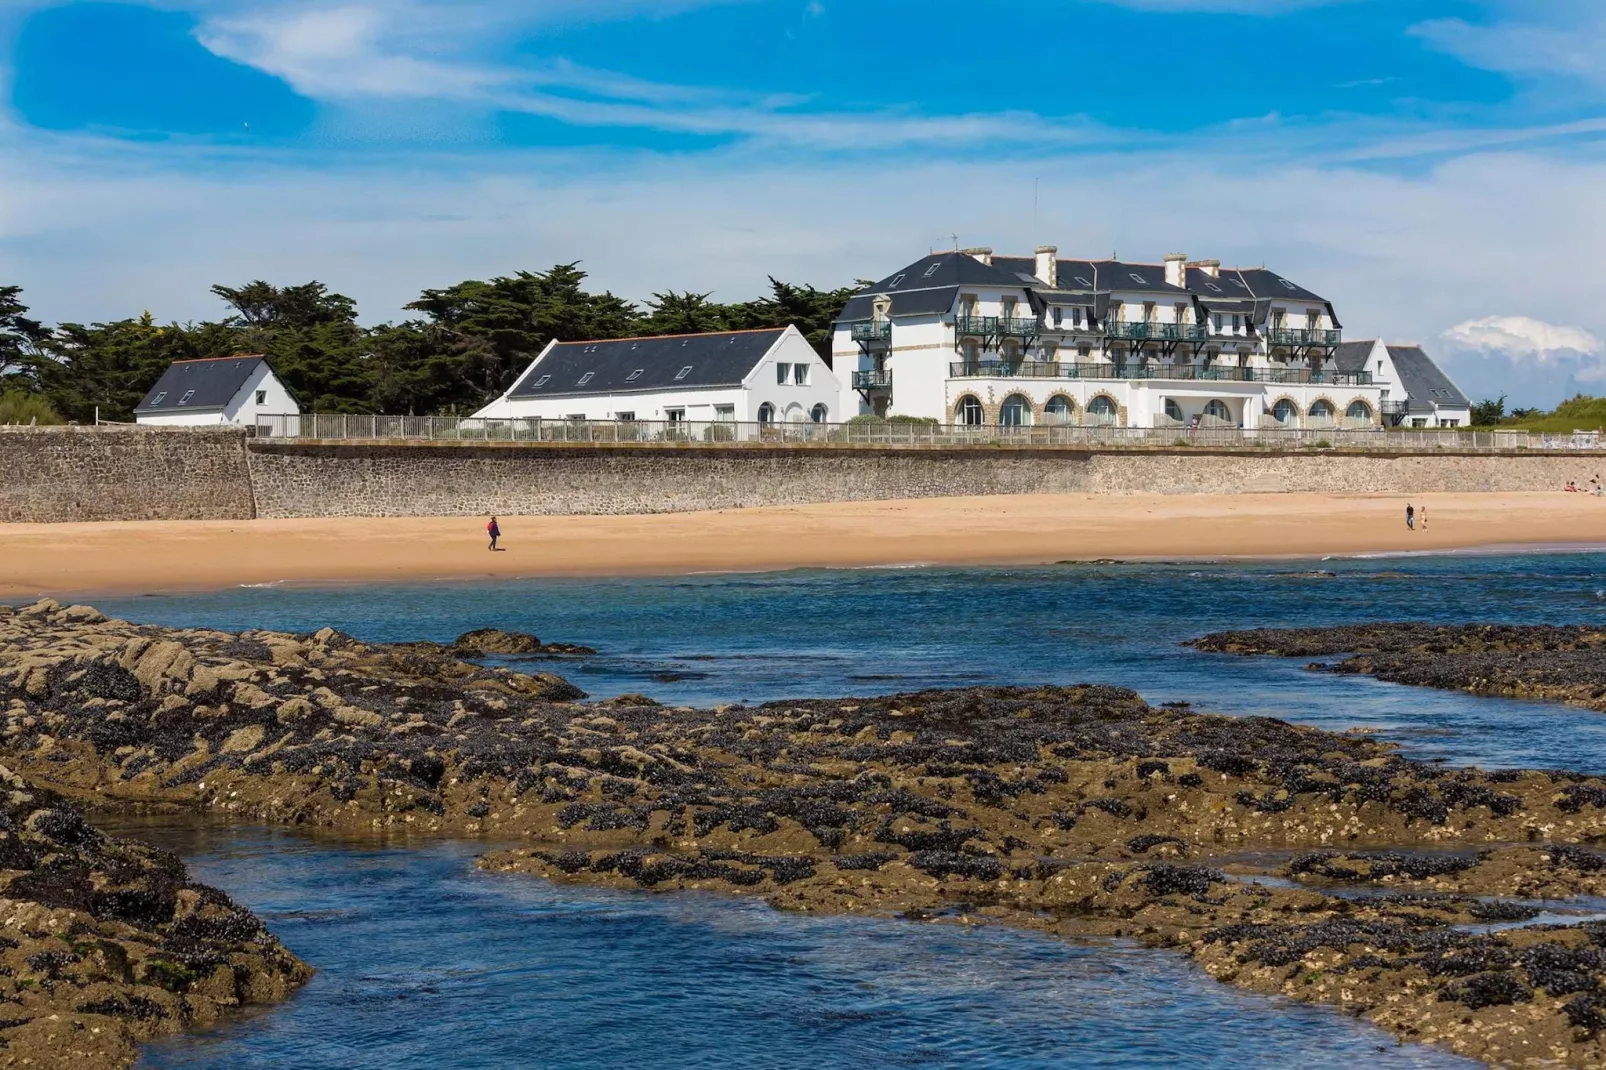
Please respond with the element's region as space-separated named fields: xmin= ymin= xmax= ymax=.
xmin=3 ymin=0 xmax=1606 ymax=406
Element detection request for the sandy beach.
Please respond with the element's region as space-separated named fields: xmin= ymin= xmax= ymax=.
xmin=0 ymin=491 xmax=1600 ymax=599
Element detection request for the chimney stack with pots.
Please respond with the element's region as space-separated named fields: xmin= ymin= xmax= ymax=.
xmin=1034 ymin=246 xmax=1058 ymax=288
xmin=1189 ymin=259 xmax=1221 ymax=279
xmin=1164 ymin=253 xmax=1188 ymax=288
xmin=962 ymin=247 xmax=994 ymax=266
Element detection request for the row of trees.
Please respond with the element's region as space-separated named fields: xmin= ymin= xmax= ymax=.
xmin=0 ymin=267 xmax=859 ymax=423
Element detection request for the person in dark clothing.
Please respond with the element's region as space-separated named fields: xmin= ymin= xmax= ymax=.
xmin=487 ymin=516 xmax=501 ymax=551
xmin=1406 ymin=504 xmax=1415 ymax=531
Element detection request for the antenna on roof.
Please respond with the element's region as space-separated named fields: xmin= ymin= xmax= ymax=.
xmin=951 ymin=233 xmax=960 ymax=251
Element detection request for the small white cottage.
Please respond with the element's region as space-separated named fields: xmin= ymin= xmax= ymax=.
xmin=133 ymin=355 xmax=299 ymax=427
xmin=473 ymin=326 xmax=842 ymax=425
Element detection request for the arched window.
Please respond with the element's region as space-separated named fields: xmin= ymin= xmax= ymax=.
xmin=810 ymin=403 xmax=828 ymax=424
xmin=1087 ymin=395 xmax=1117 ymax=425
xmin=999 ymin=394 xmax=1032 ymax=427
xmin=1044 ymin=395 xmax=1075 ymax=424
xmin=1347 ymin=400 xmax=1373 ymax=421
xmin=1204 ymin=399 xmax=1231 ymax=424
xmin=1164 ymin=398 xmax=1184 ymax=423
xmin=957 ymin=395 xmax=984 ymax=426
xmin=1309 ymin=400 xmax=1335 ymax=423
xmin=1272 ymin=399 xmax=1299 ymax=425
xmin=758 ymin=403 xmax=775 ymax=425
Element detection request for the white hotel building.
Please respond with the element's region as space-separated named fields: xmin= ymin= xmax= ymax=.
xmin=832 ymin=247 xmax=1391 ymax=430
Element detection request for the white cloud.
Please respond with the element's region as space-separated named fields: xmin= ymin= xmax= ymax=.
xmin=1438 ymin=315 xmax=1606 ymax=406
xmin=1441 ymin=316 xmax=1603 ymax=361
xmin=1413 ymin=1 xmax=1606 ymax=86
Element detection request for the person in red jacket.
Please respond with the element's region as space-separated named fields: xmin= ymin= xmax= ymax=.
xmin=487 ymin=516 xmax=501 ymax=551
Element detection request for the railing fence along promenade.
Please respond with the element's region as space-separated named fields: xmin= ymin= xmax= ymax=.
xmin=253 ymin=414 xmax=1603 ymax=453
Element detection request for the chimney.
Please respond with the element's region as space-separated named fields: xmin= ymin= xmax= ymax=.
xmin=1189 ymin=259 xmax=1221 ymax=279
xmin=1034 ymin=246 xmax=1058 ymax=287
xmin=1164 ymin=253 xmax=1187 ymax=288
xmin=961 ymin=246 xmax=994 ymax=266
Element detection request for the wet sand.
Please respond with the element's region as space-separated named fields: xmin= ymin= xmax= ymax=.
xmin=1 ymin=491 xmax=1602 ymax=599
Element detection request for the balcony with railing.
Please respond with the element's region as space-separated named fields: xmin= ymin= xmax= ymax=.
xmin=1264 ymin=327 xmax=1343 ymax=347
xmin=954 ymin=315 xmax=1038 ymax=337
xmin=848 ymin=320 xmax=892 ymax=344
xmin=1104 ymin=322 xmax=1209 ymax=343
xmin=852 ymin=369 xmax=893 ymax=390
xmin=948 ymin=360 xmax=1372 ymax=385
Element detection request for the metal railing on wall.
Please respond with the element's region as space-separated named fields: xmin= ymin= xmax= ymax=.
xmin=252 ymin=414 xmax=1604 ymax=453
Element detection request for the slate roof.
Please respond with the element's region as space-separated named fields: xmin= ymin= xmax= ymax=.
xmin=1387 ymin=345 xmax=1471 ymax=411
xmin=1333 ymin=340 xmax=1377 ymax=374
xmin=836 ymin=252 xmax=1036 ymax=323
xmin=991 ymin=257 xmax=1193 ymax=297
xmin=135 ymin=355 xmax=266 ymax=414
xmin=507 ymin=329 xmax=788 ymax=399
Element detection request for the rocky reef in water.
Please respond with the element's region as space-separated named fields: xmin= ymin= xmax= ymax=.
xmin=9 ymin=601 xmax=1606 ymax=1065
xmin=1189 ymin=623 xmax=1606 ymax=712
xmin=0 ymin=760 xmax=308 ymax=1068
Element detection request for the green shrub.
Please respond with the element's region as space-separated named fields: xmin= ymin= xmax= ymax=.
xmin=0 ymin=391 xmax=63 ymax=425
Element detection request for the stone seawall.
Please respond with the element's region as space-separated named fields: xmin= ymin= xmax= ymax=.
xmin=244 ymin=440 xmax=1591 ymax=519
xmin=0 ymin=427 xmax=255 ymax=523
xmin=0 ymin=429 xmax=1594 ymax=524
xmin=244 ymin=442 xmax=1093 ymax=518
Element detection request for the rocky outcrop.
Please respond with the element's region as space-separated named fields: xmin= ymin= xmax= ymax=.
xmin=0 ymin=762 xmax=308 ymax=1068
xmin=1189 ymin=623 xmax=1606 ymax=712
xmin=12 ymin=601 xmax=1606 ymax=1065
xmin=449 ymin=629 xmax=595 ymax=658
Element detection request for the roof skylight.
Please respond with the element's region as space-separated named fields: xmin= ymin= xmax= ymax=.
xmin=675 ymin=366 xmax=693 ymax=380
xmin=577 ymin=372 xmax=595 ymax=386
xmin=626 ymin=369 xmax=644 ymax=381
xmin=178 ymin=390 xmax=195 ymax=406
xmin=534 ymin=375 xmax=551 ymax=388
xmin=1129 ymin=273 xmax=1147 ymax=285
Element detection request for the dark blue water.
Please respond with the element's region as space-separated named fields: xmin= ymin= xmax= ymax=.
xmin=102 ymin=553 xmax=1606 ymax=1068
xmin=101 ymin=551 xmax=1606 ymax=772
xmin=130 ymin=823 xmax=1473 ymax=1070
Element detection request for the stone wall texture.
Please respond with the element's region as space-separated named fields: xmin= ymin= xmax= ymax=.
xmin=0 ymin=427 xmax=255 ymax=523
xmin=243 ymin=440 xmax=1598 ymax=520
xmin=1 ymin=429 xmax=1597 ymax=524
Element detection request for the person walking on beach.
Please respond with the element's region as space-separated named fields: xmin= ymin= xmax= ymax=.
xmin=1406 ymin=504 xmax=1415 ymax=531
xmin=1419 ymin=505 xmax=1427 ymax=531
xmin=487 ymin=516 xmax=501 ymax=552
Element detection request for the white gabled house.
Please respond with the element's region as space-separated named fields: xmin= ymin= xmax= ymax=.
xmin=473 ymin=326 xmax=841 ymax=425
xmin=134 ymin=355 xmax=299 ymax=426
xmin=1334 ymin=340 xmax=1473 ymax=428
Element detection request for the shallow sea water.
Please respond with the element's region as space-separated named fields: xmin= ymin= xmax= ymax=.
xmin=94 ymin=551 xmax=1606 ymax=1068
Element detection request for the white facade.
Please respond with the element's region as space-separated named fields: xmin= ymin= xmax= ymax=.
xmin=136 ymin=361 xmax=299 ymax=426
xmin=834 ymin=248 xmax=1383 ymax=431
xmin=475 ymin=327 xmax=841 ymax=425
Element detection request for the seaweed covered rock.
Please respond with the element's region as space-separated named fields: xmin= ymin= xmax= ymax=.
xmin=1190 ymin=623 xmax=1606 ymax=712
xmin=0 ymin=763 xmax=309 ymax=1068
xmin=452 ymin=629 xmax=596 ymax=658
